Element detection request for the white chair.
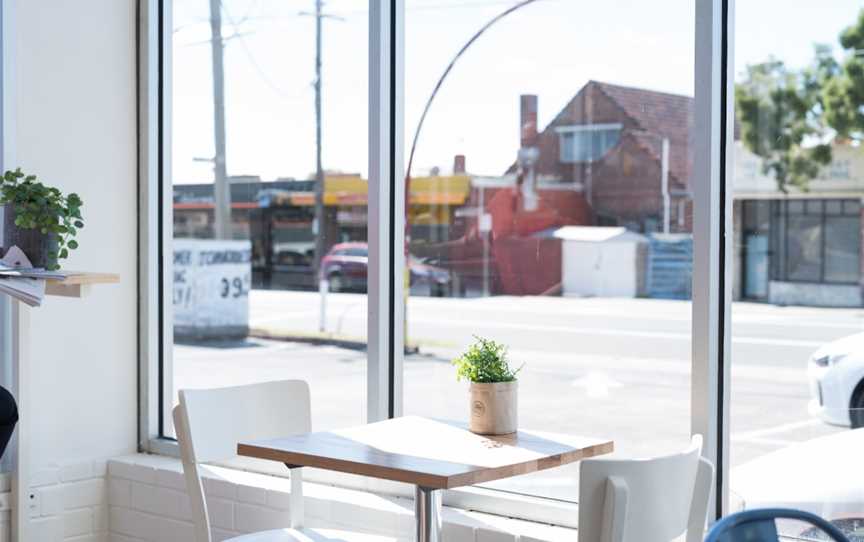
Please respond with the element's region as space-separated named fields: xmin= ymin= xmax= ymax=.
xmin=173 ymin=380 xmax=395 ymax=542
xmin=577 ymin=435 xmax=715 ymax=542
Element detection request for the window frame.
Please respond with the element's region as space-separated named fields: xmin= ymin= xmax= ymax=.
xmin=555 ymin=123 xmax=623 ymax=164
xmin=139 ymin=0 xmax=735 ymax=524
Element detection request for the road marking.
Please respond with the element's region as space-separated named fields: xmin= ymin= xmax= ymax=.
xmin=730 ymin=420 xmax=832 ymax=448
xmin=427 ymin=346 xmax=808 ymax=383
xmin=733 ymin=316 xmax=864 ymax=331
xmin=405 ymin=318 xmax=826 ymax=348
xmin=571 ymin=372 xmax=624 ymax=398
xmin=252 ymin=312 xmax=826 ymax=348
xmin=253 ymin=291 xmax=864 ymax=331
xmin=254 ymin=306 xmax=864 ymax=331
xmin=732 ymin=419 xmax=821 ymax=440
xmin=731 ymin=336 xmax=822 ymax=348
xmin=730 ymin=435 xmax=802 ymax=447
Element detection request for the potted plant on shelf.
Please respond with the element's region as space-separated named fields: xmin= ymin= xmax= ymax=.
xmin=453 ymin=336 xmax=523 ymax=435
xmin=1 ymin=169 xmax=84 ymax=270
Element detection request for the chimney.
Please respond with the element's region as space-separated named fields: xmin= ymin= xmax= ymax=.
xmin=520 ymin=94 xmax=538 ymax=148
xmin=453 ymin=154 xmax=466 ymax=174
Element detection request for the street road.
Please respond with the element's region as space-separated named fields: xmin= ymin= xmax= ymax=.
xmin=174 ymin=291 xmax=864 ymax=501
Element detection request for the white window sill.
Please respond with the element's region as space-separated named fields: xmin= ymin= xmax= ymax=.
xmin=109 ymin=453 xmax=577 ymax=542
xmin=148 ymin=437 xmax=579 ymax=528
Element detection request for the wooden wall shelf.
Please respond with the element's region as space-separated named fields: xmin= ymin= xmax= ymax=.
xmin=45 ymin=272 xmax=120 ymax=298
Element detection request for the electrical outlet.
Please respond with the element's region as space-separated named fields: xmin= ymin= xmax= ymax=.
xmin=27 ymin=491 xmax=39 ymax=517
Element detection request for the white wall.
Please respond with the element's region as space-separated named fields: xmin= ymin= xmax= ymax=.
xmin=768 ymin=281 xmax=863 ymax=308
xmin=7 ymin=0 xmax=138 ymax=538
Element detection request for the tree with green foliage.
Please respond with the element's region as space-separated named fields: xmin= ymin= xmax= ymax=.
xmin=823 ymin=9 xmax=864 ymax=143
xmin=735 ymin=46 xmax=837 ymax=192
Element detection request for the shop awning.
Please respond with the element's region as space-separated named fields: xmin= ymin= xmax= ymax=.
xmin=277 ymin=174 xmax=471 ymax=207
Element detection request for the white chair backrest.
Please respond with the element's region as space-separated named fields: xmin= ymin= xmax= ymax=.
xmin=577 ymin=435 xmax=714 ymax=542
xmin=173 ymin=380 xmax=312 ymax=542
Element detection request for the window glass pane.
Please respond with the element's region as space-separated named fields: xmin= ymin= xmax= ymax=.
xmin=786 ymin=215 xmax=822 ymax=281
xmin=825 ymin=200 xmax=843 ymax=215
xmin=167 ymin=0 xmax=369 ymax=436
xmin=559 ymin=127 xmax=621 ymax=163
xmin=740 ymin=201 xmax=772 ymax=298
xmin=743 ymin=200 xmax=771 ymax=231
xmin=806 ymin=199 xmax=823 ymax=215
xmin=824 ymin=216 xmax=860 ymax=283
xmin=559 ymin=132 xmax=575 ymax=163
xmin=770 ymin=203 xmax=786 ymax=281
xmin=732 ymin=2 xmax=864 ymax=528
xmin=404 ymin=0 xmax=694 ymax=503
xmin=788 ymin=200 xmax=805 ymax=214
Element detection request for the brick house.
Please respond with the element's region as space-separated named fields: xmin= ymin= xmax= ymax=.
xmin=503 ymin=80 xmax=694 ymax=234
xmin=436 ymin=81 xmax=695 ymax=296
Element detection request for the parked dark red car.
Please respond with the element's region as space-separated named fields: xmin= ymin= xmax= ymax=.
xmin=320 ymin=242 xmax=452 ymax=296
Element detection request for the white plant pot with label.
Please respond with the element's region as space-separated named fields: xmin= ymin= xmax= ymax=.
xmin=469 ymin=381 xmax=518 ymax=435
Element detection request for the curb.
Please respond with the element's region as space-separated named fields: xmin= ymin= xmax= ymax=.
xmin=249 ymin=328 xmax=421 ymax=354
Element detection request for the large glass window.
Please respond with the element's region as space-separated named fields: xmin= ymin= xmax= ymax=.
xmin=768 ymin=200 xmax=861 ymax=285
xmin=154 ymin=0 xmax=864 ymax=526
xmin=731 ymin=2 xmax=864 ymax=534
xmin=166 ymin=0 xmax=369 ymax=437
xmin=403 ymin=0 xmax=694 ymax=503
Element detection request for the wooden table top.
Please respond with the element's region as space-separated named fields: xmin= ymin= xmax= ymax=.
xmin=238 ymin=416 xmax=613 ymax=489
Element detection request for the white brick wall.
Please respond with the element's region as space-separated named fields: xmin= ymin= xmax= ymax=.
xmin=0 ymin=473 xmax=12 ymax=542
xmin=5 ymin=459 xmax=112 ymax=542
xmin=106 ymin=455 xmax=575 ymax=542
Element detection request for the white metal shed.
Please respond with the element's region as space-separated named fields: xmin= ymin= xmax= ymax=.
xmin=554 ymin=226 xmax=647 ymax=298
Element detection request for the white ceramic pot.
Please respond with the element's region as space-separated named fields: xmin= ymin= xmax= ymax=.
xmin=469 ymin=381 xmax=518 ymax=435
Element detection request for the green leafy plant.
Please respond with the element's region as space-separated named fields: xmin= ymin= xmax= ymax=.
xmin=0 ymin=169 xmax=83 ymax=269
xmin=452 ymin=336 xmax=523 ymax=383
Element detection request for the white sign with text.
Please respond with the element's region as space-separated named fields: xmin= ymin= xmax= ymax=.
xmin=173 ymin=239 xmax=252 ymax=337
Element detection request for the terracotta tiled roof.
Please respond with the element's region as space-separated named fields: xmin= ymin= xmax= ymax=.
xmin=591 ymin=81 xmax=693 ymax=190
xmin=525 ymin=81 xmax=694 ymax=190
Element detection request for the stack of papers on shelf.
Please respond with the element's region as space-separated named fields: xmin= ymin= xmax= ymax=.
xmin=0 ymin=274 xmax=45 ymax=307
xmin=0 ymin=246 xmax=68 ymax=307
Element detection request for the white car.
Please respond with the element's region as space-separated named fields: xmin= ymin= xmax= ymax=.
xmin=808 ymin=332 xmax=864 ymax=428
xmin=731 ymin=429 xmax=864 ymax=539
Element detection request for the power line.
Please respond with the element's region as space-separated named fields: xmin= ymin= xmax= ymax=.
xmin=219 ymin=0 xmax=295 ymax=97
xmin=406 ymin=0 xmax=544 ymax=183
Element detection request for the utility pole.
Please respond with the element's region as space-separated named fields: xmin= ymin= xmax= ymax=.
xmin=209 ymin=0 xmax=231 ymax=239
xmin=313 ymin=0 xmax=326 ymax=276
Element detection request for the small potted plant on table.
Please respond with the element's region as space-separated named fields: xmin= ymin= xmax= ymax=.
xmin=453 ymin=336 xmax=523 ymax=435
xmin=1 ymin=169 xmax=83 ymax=270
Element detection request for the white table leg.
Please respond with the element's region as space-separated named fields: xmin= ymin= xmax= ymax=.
xmin=414 ymin=486 xmax=442 ymax=542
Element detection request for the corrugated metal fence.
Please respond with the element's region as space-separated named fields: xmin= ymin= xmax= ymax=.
xmin=646 ymin=234 xmax=693 ymax=300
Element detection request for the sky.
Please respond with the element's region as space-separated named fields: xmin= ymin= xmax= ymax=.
xmin=171 ymin=0 xmax=864 ymax=184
